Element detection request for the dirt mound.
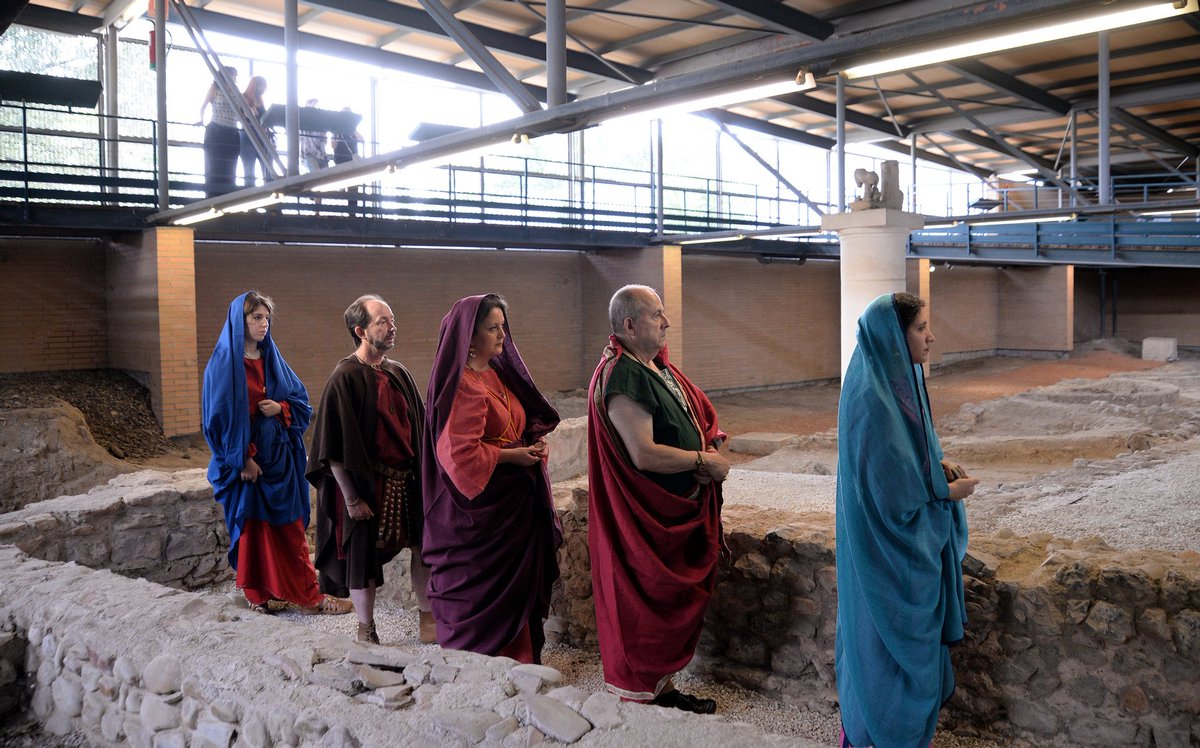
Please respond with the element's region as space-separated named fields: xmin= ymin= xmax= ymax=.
xmin=0 ymin=370 xmax=175 ymax=460
xmin=0 ymin=370 xmax=195 ymax=511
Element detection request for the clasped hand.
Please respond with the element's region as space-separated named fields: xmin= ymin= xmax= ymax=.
xmin=694 ymin=447 xmax=730 ymax=485
xmin=942 ymin=460 xmax=980 ymax=501
xmin=258 ymin=399 xmax=283 ymax=417
xmin=505 ymin=438 xmax=548 ymax=467
xmin=239 ymin=457 xmax=262 ymax=482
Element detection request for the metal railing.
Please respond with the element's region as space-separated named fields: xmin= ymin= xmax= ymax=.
xmin=1 ymin=101 xmax=826 ymax=235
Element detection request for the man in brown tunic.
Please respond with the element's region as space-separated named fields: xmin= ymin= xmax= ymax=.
xmin=306 ymin=294 xmax=434 ymax=644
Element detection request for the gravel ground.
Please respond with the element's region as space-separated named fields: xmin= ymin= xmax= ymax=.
xmin=201 ymin=581 xmax=1002 ymax=746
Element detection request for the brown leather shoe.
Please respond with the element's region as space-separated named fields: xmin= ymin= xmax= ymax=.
xmin=419 ymin=610 xmax=437 ymax=644
xmin=356 ymin=620 xmax=379 ymax=644
xmin=299 ymin=595 xmax=354 ymax=615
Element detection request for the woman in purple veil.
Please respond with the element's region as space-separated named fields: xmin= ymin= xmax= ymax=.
xmin=421 ymin=293 xmax=561 ymax=663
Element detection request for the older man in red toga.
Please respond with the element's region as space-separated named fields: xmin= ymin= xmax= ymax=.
xmin=586 ymin=284 xmax=731 ymax=714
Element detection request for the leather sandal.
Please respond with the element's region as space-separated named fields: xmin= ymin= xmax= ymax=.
xmin=299 ymin=595 xmax=354 ymax=615
xmin=357 ymin=620 xmax=379 ymax=645
xmin=652 ymin=689 xmax=716 ymax=715
xmin=419 ymin=610 xmax=438 ymax=644
xmin=247 ymin=601 xmax=272 ymax=615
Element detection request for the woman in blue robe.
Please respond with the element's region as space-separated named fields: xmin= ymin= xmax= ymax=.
xmin=202 ymin=291 xmax=350 ymax=615
xmin=835 ymin=292 xmax=979 ymax=747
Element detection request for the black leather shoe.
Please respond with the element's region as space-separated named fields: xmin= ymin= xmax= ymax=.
xmin=652 ymin=689 xmax=717 ymax=714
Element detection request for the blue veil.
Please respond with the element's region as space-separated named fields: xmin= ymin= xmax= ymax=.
xmin=834 ymin=293 xmax=968 ymax=748
xmin=201 ymin=292 xmax=313 ymax=567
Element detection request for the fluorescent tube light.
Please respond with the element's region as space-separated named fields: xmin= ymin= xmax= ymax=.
xmin=312 ymin=166 xmax=396 ymax=193
xmin=223 ymin=193 xmax=284 ymax=213
xmin=172 ymin=208 xmax=223 ymax=226
xmin=1138 ymin=207 xmax=1200 ymax=216
xmin=923 ymin=220 xmax=961 ymax=228
xmin=970 ymin=214 xmax=1075 ymax=227
xmin=607 ymin=77 xmax=807 ymax=125
xmin=673 ymin=234 xmax=746 ymax=245
xmin=843 ymin=0 xmax=1198 ymax=79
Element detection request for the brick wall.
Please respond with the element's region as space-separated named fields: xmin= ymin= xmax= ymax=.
xmin=1074 ymin=268 xmax=1104 ymax=342
xmin=998 ymin=265 xmax=1073 ymax=351
xmin=1100 ymin=268 xmax=1200 ymax=347
xmin=681 ymin=255 xmax=842 ymax=391
xmin=194 ymin=244 xmax=590 ymax=412
xmin=106 ymin=234 xmax=159 ymax=385
xmin=153 ymin=229 xmax=201 ymax=437
xmin=929 ymin=266 xmax=1001 ymax=364
xmin=0 ymin=240 xmax=107 ymax=374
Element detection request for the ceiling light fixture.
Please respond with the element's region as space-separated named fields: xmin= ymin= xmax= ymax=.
xmin=672 ymin=234 xmax=747 ymax=245
xmin=843 ymin=0 xmax=1199 ymax=79
xmin=1138 ymin=206 xmax=1200 ymax=217
xmin=172 ymin=208 xmax=223 ymax=226
xmin=312 ymin=166 xmax=397 ymax=193
xmin=222 ymin=192 xmax=285 ymax=213
xmin=607 ymin=73 xmax=814 ymax=125
xmin=969 ymin=214 xmax=1076 ymax=227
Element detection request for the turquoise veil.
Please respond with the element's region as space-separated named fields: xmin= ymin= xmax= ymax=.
xmin=834 ymin=293 xmax=968 ymax=747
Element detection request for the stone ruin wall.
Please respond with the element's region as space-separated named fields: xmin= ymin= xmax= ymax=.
xmin=1 ymin=471 xmax=1198 ymax=746
xmin=0 ymin=547 xmax=811 ymax=748
xmin=552 ymin=490 xmax=1200 ymax=747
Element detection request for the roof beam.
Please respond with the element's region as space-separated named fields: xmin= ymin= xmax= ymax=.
xmin=416 ymin=0 xmax=542 ymax=113
xmin=705 ymin=0 xmax=834 ymax=40
xmin=96 ymin=0 xmax=141 ymax=30
xmin=704 ymin=108 xmax=836 ymax=149
xmin=949 ymin=60 xmax=1071 ymax=116
xmin=302 ymin=0 xmax=651 ymax=83
xmin=596 ymin=10 xmax=727 ymax=55
xmin=774 ymin=91 xmax=906 ymax=138
xmin=187 ymin=6 xmax=551 ymax=101
xmin=13 ymin=4 xmax=99 ymax=36
xmin=1112 ymin=108 xmax=1199 ymax=158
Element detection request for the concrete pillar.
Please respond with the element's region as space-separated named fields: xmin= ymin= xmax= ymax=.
xmin=582 ymin=244 xmax=684 ymax=369
xmin=822 ymin=208 xmax=924 ymax=378
xmin=106 ymin=227 xmax=200 ymax=437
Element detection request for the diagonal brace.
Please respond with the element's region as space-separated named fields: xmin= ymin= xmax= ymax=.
xmin=712 ymin=119 xmax=825 ymax=217
xmin=417 ymin=0 xmax=543 ymax=114
xmin=909 ymin=71 xmax=1089 ymax=204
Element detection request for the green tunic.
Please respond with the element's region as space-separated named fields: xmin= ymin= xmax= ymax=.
xmin=603 ymin=353 xmax=703 ymax=496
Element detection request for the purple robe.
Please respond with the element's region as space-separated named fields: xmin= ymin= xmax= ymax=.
xmin=421 ymin=294 xmax=561 ymax=661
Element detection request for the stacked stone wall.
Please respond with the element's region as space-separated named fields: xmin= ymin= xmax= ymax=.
xmin=0 ymin=469 xmax=230 ymax=590
xmin=0 ymin=547 xmax=814 ymax=747
xmin=3 ymin=471 xmax=1197 ymax=745
xmin=549 ymin=496 xmax=1200 ymax=746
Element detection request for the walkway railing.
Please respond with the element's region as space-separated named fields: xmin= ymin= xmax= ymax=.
xmin=0 ymin=101 xmax=825 ymax=235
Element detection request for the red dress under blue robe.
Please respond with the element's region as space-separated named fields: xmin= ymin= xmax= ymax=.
xmin=237 ymin=357 xmax=323 ymax=608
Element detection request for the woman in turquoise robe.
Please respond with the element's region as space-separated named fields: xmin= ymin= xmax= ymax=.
xmin=835 ymin=293 xmax=978 ymax=748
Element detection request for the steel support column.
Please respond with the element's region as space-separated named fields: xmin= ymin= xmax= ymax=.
xmin=545 ymin=0 xmax=566 ymax=107
xmin=1069 ymin=109 xmax=1078 ymax=207
xmin=1098 ymin=31 xmax=1111 ymax=205
xmin=910 ymin=130 xmax=917 ymax=212
xmin=836 ymin=74 xmax=846 ymax=212
xmin=654 ymin=119 xmax=664 ymax=235
xmin=285 ymin=0 xmax=299 ymax=176
xmin=155 ymin=0 xmax=168 ymax=209
xmin=102 ymin=26 xmax=119 ymax=198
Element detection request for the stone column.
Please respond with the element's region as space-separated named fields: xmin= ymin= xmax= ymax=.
xmin=822 ymin=208 xmax=924 ymax=378
xmin=582 ymin=244 xmax=684 ymax=368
